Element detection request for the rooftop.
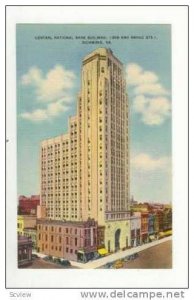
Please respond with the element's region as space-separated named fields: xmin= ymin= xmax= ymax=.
xmin=83 ymin=47 xmax=122 ymax=66
xmin=37 ymin=218 xmax=97 ymax=227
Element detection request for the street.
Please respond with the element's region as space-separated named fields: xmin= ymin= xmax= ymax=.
xmin=22 ymin=237 xmax=172 ymax=269
xmin=22 ymin=258 xmax=78 ymax=269
xmin=110 ymin=240 xmax=172 ymax=269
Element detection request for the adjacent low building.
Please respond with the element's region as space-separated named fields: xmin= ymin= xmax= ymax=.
xmin=129 ymin=212 xmax=141 ymax=247
xmin=18 ymin=235 xmax=33 ymax=268
xmin=148 ymin=213 xmax=156 ymax=241
xmin=23 ymin=227 xmax=37 ymax=249
xmin=141 ymin=212 xmax=149 ymax=244
xmin=37 ymin=218 xmax=99 ymax=262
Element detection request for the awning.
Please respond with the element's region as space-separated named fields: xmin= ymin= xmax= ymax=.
xmin=163 ymin=230 xmax=172 ymax=236
xmin=159 ymin=232 xmax=165 ymax=237
xmin=77 ymin=250 xmax=85 ymax=254
xmin=98 ymin=248 xmax=108 ymax=255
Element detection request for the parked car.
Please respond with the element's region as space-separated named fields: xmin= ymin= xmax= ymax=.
xmin=60 ymin=259 xmax=71 ymax=267
xmin=124 ymin=253 xmax=139 ymax=261
xmin=105 ymin=262 xmax=113 ymax=269
xmin=134 ymin=252 xmax=139 ymax=259
xmin=53 ymin=258 xmax=61 ymax=264
xmin=113 ymin=260 xmax=123 ymax=269
xmin=32 ymin=254 xmax=39 ymax=260
xmin=123 ymin=256 xmax=130 ymax=262
xmin=43 ymin=255 xmax=53 ymax=261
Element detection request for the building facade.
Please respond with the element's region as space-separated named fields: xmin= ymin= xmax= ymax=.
xmin=18 ymin=235 xmax=33 ymax=268
xmin=18 ymin=195 xmax=40 ymax=215
xmin=130 ymin=212 xmax=141 ymax=247
xmin=141 ymin=212 xmax=149 ymax=244
xmin=40 ymin=48 xmax=130 ymax=253
xmin=23 ymin=227 xmax=37 ymax=249
xmin=37 ymin=218 xmax=98 ymax=261
xmin=148 ymin=213 xmax=156 ymax=241
xmin=17 ymin=215 xmax=37 ymax=236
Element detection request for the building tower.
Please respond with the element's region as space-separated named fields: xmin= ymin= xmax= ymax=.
xmin=40 ymin=48 xmax=130 ymax=252
xmin=78 ymin=48 xmax=130 ymax=251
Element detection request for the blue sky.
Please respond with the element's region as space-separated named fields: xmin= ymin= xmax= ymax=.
xmin=17 ymin=24 xmax=171 ymax=203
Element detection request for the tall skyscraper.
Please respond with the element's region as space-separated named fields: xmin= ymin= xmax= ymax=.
xmin=40 ymin=48 xmax=130 ymax=252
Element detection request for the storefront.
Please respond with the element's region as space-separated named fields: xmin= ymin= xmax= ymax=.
xmin=18 ymin=235 xmax=33 ymax=267
xmin=77 ymin=250 xmax=98 ymax=263
xmin=141 ymin=233 xmax=148 ymax=244
xmin=149 ymin=235 xmax=156 ymax=242
xmin=98 ymin=248 xmax=108 ymax=256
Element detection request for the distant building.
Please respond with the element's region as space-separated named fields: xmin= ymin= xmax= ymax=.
xmin=131 ymin=203 xmax=149 ymax=213
xmin=23 ymin=227 xmax=37 ymax=249
xmin=148 ymin=213 xmax=156 ymax=241
xmin=141 ymin=212 xmax=149 ymax=244
xmin=18 ymin=195 xmax=40 ymax=215
xmin=17 ymin=215 xmax=37 ymax=236
xmin=163 ymin=208 xmax=172 ymax=231
xmin=130 ymin=196 xmax=138 ymax=207
xmin=18 ymin=235 xmax=33 ymax=268
xmin=153 ymin=213 xmax=159 ymax=239
xmin=129 ymin=212 xmax=141 ymax=247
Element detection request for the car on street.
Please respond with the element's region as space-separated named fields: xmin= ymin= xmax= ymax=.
xmin=113 ymin=260 xmax=123 ymax=269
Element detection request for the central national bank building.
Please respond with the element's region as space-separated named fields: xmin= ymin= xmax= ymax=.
xmin=38 ymin=48 xmax=131 ymax=260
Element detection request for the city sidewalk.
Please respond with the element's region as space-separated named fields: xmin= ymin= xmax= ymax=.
xmin=70 ymin=236 xmax=172 ymax=269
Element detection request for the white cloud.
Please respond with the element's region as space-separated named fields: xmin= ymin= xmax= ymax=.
xmin=21 ymin=67 xmax=43 ymax=86
xmin=133 ymin=95 xmax=171 ymax=125
xmin=134 ymin=83 xmax=169 ymax=96
xmin=126 ymin=63 xmax=170 ymax=125
xmin=131 ymin=153 xmax=171 ymax=172
xmin=126 ymin=63 xmax=158 ymax=86
xmin=20 ymin=65 xmax=75 ymax=122
xmin=21 ymin=65 xmax=75 ymax=102
xmin=20 ymin=99 xmax=69 ymax=122
xmin=20 ymin=109 xmax=48 ymax=122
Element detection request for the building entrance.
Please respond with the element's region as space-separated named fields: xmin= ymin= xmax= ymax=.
xmin=115 ymin=228 xmax=121 ymax=252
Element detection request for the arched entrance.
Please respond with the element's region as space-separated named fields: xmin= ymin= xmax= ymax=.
xmin=115 ymin=228 xmax=121 ymax=252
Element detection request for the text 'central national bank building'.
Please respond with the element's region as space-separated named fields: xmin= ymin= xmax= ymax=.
xmin=40 ymin=48 xmax=130 ymax=254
